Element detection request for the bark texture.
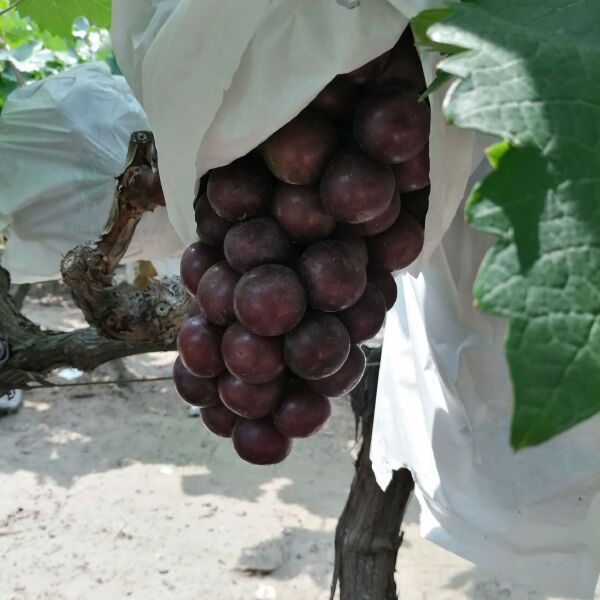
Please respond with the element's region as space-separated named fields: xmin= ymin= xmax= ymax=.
xmin=0 ymin=131 xmax=191 ymax=395
xmin=332 ymin=346 xmax=414 ymax=600
xmin=0 ymin=266 xmax=174 ymax=395
xmin=61 ymin=131 xmax=190 ymax=344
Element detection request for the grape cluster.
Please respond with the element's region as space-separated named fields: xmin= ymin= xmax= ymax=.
xmin=174 ymin=29 xmax=430 ymax=465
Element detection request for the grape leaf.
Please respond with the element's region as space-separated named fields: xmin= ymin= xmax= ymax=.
xmin=411 ymin=8 xmax=462 ymax=55
xmin=422 ymin=0 xmax=600 ymax=447
xmin=19 ymin=0 xmax=110 ymax=37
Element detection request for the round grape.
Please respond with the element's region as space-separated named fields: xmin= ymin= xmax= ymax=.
xmin=401 ymin=187 xmax=429 ymax=227
xmin=271 ymin=184 xmax=336 ymax=243
xmin=177 ymin=314 xmax=225 ymax=378
xmin=341 ymin=191 xmax=401 ymax=237
xmin=367 ymin=212 xmax=424 ymax=271
xmin=207 ymin=155 xmax=273 ymax=221
xmin=262 ymin=110 xmax=337 ymax=185
xmin=309 ymin=346 xmax=366 ymax=397
xmin=367 ymin=269 xmax=398 ymax=311
xmin=234 ymin=265 xmax=307 ymax=336
xmin=200 ymin=401 xmax=238 ymax=437
xmin=180 ymin=242 xmax=222 ymax=296
xmin=329 ymin=229 xmax=369 ymax=267
xmin=354 ymin=89 xmax=430 ymax=164
xmin=310 ymin=76 xmax=362 ymax=123
xmin=232 ymin=418 xmax=292 ymax=465
xmin=172 ymin=356 xmax=219 ymax=407
xmin=222 ymin=323 xmax=285 ymax=384
xmin=299 ymin=241 xmax=366 ymax=312
xmin=337 ymin=283 xmax=386 ymax=344
xmin=218 ymin=372 xmax=284 ymax=419
xmin=196 ymin=261 xmax=240 ymax=326
xmin=224 ymin=217 xmax=291 ymax=273
xmin=391 ymin=145 xmax=430 ymax=193
xmin=284 ymin=313 xmax=350 ymax=380
xmin=273 ymin=381 xmax=331 ymax=438
xmin=195 ymin=192 xmax=233 ymax=246
xmin=320 ymin=149 xmax=395 ymax=224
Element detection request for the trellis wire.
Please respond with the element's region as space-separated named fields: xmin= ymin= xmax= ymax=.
xmin=20 ymin=361 xmax=382 ymax=390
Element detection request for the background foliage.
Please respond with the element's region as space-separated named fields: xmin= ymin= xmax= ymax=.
xmin=0 ymin=0 xmax=114 ymax=111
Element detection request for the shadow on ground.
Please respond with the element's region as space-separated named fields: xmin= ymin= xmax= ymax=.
xmin=0 ymin=370 xmax=358 ymax=521
xmin=446 ymin=567 xmax=552 ymax=600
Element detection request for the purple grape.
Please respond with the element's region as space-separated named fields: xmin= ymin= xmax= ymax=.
xmin=320 ymin=149 xmax=395 ymax=224
xmin=218 ymin=372 xmax=284 ymax=419
xmin=222 ymin=323 xmax=285 ymax=384
xmin=284 ymin=313 xmax=350 ymax=380
xmin=354 ymin=89 xmax=430 ymax=164
xmin=177 ymin=314 xmax=225 ymax=378
xmin=207 ymin=155 xmax=273 ymax=221
xmin=200 ymin=401 xmax=238 ymax=437
xmin=309 ymin=346 xmax=366 ymax=397
xmin=273 ymin=380 xmax=331 ymax=438
xmin=196 ymin=261 xmax=240 ymax=325
xmin=299 ymin=241 xmax=366 ymax=312
xmin=180 ymin=242 xmax=222 ymax=296
xmin=172 ymin=356 xmax=219 ymax=407
xmin=234 ymin=265 xmax=307 ymax=336
xmin=232 ymin=418 xmax=292 ymax=465
xmin=262 ymin=110 xmax=337 ymax=185
xmin=337 ymin=283 xmax=386 ymax=344
xmin=224 ymin=217 xmax=291 ymax=273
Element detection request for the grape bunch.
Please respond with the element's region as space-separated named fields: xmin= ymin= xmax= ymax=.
xmin=174 ymin=29 xmax=430 ymax=465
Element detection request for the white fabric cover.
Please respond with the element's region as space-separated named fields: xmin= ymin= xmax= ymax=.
xmin=0 ymin=62 xmax=184 ymax=283
xmin=372 ymin=160 xmax=600 ymax=599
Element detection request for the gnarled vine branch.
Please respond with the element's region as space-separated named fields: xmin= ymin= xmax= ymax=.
xmin=61 ymin=131 xmax=190 ymax=345
xmin=0 ymin=131 xmax=191 ymax=395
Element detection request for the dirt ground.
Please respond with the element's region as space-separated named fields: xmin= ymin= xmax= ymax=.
xmin=0 ymin=284 xmax=597 ymax=600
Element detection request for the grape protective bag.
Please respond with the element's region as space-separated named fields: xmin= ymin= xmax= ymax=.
xmin=109 ymin=1 xmax=600 ymax=598
xmin=111 ymin=0 xmax=477 ymax=271
xmin=0 ymin=62 xmax=184 ymax=284
xmin=372 ymin=158 xmax=600 ymax=599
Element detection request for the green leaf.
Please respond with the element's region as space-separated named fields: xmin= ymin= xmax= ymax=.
xmin=483 ymin=140 xmax=510 ymax=170
xmin=419 ymin=70 xmax=452 ymax=101
xmin=411 ymin=8 xmax=462 ymax=55
xmin=430 ymin=0 xmax=600 ymax=447
xmin=0 ymin=70 xmax=17 ymax=109
xmin=19 ymin=0 xmax=110 ymax=37
xmin=40 ymin=30 xmax=69 ymax=52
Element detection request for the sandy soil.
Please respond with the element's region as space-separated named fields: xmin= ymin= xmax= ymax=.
xmin=0 ymin=284 xmax=596 ymax=600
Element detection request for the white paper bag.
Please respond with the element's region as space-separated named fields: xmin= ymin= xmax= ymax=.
xmin=0 ymin=62 xmax=184 ymax=284
xmin=112 ymin=0 xmax=475 ymax=271
xmin=372 ymin=159 xmax=600 ymax=599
